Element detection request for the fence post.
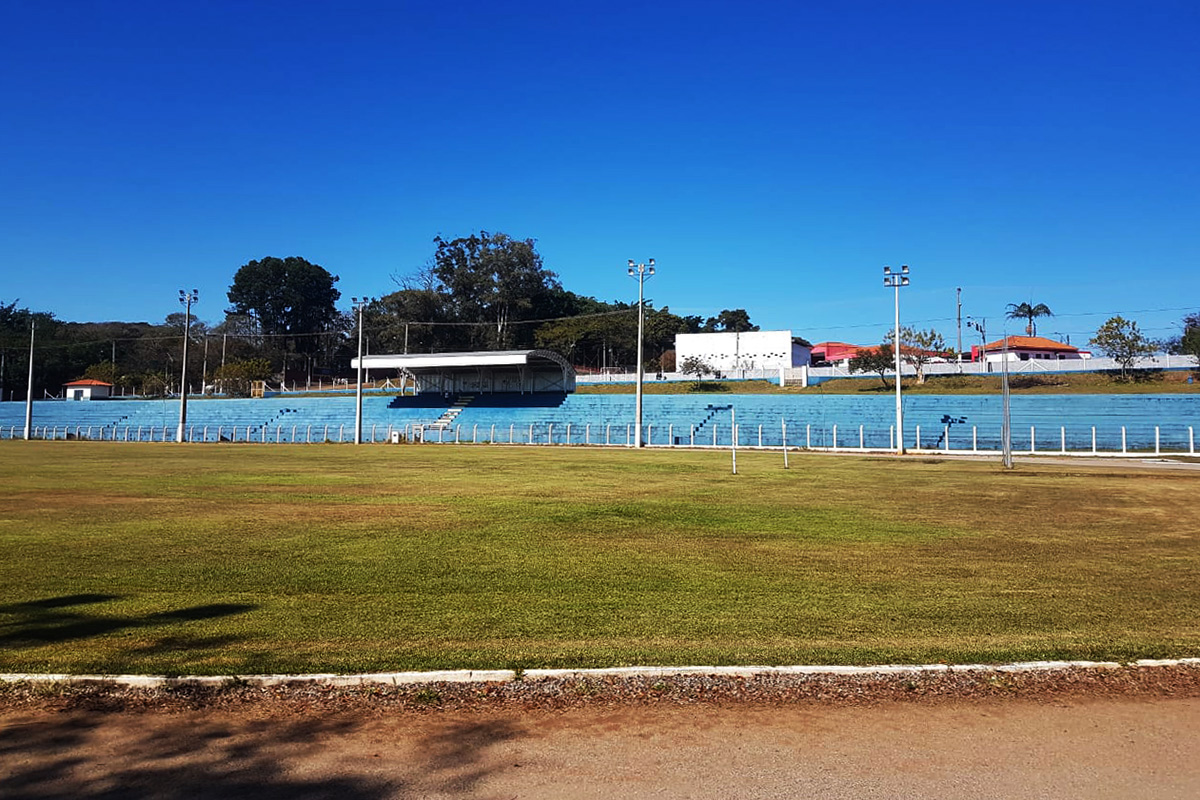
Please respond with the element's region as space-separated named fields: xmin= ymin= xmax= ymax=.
xmin=944 ymin=425 xmax=950 ymax=453
xmin=807 ymin=424 xmax=811 ymax=449
xmin=1030 ymin=426 xmax=1035 ymax=453
xmin=860 ymin=424 xmax=865 ymax=450
xmin=647 ymin=424 xmax=653 ymax=446
xmin=1155 ymin=426 xmax=1160 ymax=455
xmin=915 ymin=425 xmax=921 ymax=450
xmin=510 ymin=423 xmax=515 ymax=443
xmin=1121 ymin=426 xmax=1126 ymax=453
xmin=1061 ymin=426 xmax=1066 ymax=454
xmin=491 ymin=423 xmax=496 ymax=443
xmin=1092 ymin=426 xmax=1096 ymax=454
xmin=690 ymin=425 xmax=695 ymax=446
xmin=713 ymin=424 xmax=718 ymax=446
xmin=529 ymin=423 xmax=534 ymax=444
xmin=832 ymin=424 xmax=838 ymax=450
xmin=586 ymin=423 xmax=590 ymax=445
xmin=1190 ymin=426 xmax=1195 ymax=455
xmin=888 ymin=425 xmax=893 ymax=451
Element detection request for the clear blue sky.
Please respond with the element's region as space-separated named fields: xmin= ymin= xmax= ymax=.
xmin=2 ymin=0 xmax=1197 ymax=348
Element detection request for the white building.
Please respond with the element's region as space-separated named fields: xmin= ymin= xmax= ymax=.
xmin=63 ymin=379 xmax=113 ymax=400
xmin=675 ymin=331 xmax=812 ymax=374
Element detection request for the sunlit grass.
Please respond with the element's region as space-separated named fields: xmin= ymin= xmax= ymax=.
xmin=0 ymin=441 xmax=1197 ymax=674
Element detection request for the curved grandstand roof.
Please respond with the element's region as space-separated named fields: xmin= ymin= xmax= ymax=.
xmin=352 ymin=349 xmax=573 ymax=373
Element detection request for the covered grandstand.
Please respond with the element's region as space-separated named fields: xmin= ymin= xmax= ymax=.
xmin=351 ymin=350 xmax=576 ymax=395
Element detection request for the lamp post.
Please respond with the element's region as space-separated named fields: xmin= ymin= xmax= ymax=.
xmin=176 ymin=289 xmax=198 ymax=443
xmin=352 ymin=297 xmax=372 ymax=445
xmin=883 ymin=265 xmax=909 ymax=454
xmin=628 ymin=258 xmax=655 ymax=448
xmin=967 ymin=317 xmax=987 ymax=366
xmin=23 ymin=320 xmax=35 ymax=440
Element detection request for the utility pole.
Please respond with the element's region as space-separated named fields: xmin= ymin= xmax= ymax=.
xmin=176 ymin=289 xmax=198 ymax=442
xmin=628 ymin=258 xmax=655 ymax=448
xmin=23 ymin=320 xmax=35 ymax=440
xmin=883 ymin=265 xmax=910 ymax=454
xmin=956 ymin=287 xmax=963 ymax=372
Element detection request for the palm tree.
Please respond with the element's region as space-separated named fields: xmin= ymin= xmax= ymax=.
xmin=1006 ymin=302 xmax=1053 ymax=336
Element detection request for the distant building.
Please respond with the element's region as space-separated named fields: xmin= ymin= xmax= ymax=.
xmin=674 ymin=331 xmax=812 ymax=373
xmin=810 ymin=341 xmax=871 ymax=366
xmin=63 ymin=379 xmax=113 ymax=400
xmin=971 ymin=336 xmax=1090 ymax=364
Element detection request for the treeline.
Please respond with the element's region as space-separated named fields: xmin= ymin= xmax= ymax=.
xmin=0 ymin=232 xmax=758 ymax=399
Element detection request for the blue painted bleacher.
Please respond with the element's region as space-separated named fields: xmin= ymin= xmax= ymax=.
xmin=0 ymin=391 xmax=1196 ymax=452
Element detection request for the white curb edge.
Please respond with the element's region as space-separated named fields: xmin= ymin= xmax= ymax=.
xmin=2 ymin=659 xmax=1198 ymax=689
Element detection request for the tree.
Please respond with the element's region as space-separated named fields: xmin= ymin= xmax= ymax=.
xmin=679 ymin=355 xmax=714 ymax=389
xmin=1089 ymin=316 xmax=1155 ymax=380
xmin=212 ymin=358 xmax=275 ymax=397
xmin=848 ymin=344 xmax=895 ymax=389
xmin=885 ymin=327 xmax=947 ymax=384
xmin=430 ymin=232 xmax=561 ymax=350
xmin=702 ymin=309 xmax=759 ymax=333
xmin=226 ymin=257 xmax=341 ymax=365
xmin=1005 ymin=302 xmax=1053 ymax=336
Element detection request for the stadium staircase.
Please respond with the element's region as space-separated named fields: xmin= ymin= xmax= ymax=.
xmin=432 ymin=395 xmax=474 ymax=428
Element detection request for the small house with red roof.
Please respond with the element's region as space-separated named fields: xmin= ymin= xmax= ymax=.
xmin=971 ymin=336 xmax=1090 ymax=364
xmin=811 ymin=342 xmax=873 ymax=366
xmin=63 ymin=379 xmax=113 ymax=400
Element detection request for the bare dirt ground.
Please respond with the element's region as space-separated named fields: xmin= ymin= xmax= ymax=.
xmin=4 ymin=668 xmax=1200 ymax=799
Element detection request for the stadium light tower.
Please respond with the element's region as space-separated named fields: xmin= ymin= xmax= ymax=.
xmin=176 ymin=289 xmax=198 ymax=443
xmin=352 ymin=297 xmax=372 ymax=445
xmin=883 ymin=266 xmax=909 ymax=454
xmin=628 ymin=258 xmax=655 ymax=448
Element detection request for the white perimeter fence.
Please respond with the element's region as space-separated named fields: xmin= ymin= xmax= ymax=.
xmin=6 ymin=419 xmax=1197 ymax=458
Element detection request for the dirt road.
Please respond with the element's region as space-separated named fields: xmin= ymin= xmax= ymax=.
xmin=4 ymin=697 xmax=1199 ymax=799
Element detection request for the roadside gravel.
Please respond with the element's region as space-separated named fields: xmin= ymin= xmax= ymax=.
xmin=4 ymin=662 xmax=1199 ymax=714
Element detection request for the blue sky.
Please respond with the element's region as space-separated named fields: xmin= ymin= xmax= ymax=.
xmin=2 ymin=0 xmax=1197 ymax=347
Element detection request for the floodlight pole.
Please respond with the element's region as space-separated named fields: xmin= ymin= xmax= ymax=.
xmin=628 ymin=258 xmax=655 ymax=448
xmin=23 ymin=320 xmax=35 ymax=440
xmin=352 ymin=297 xmax=371 ymax=445
xmin=176 ymin=289 xmax=198 ymax=443
xmin=883 ymin=265 xmax=909 ymax=454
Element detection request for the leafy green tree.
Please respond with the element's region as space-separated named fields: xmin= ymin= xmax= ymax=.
xmin=885 ymin=327 xmax=947 ymax=384
xmin=848 ymin=344 xmax=895 ymax=389
xmin=212 ymin=358 xmax=276 ymax=397
xmin=1005 ymin=302 xmax=1053 ymax=336
xmin=703 ymin=309 xmax=759 ymax=333
xmin=226 ymin=256 xmax=342 ymax=365
xmin=430 ymin=232 xmax=561 ymax=350
xmin=679 ymin=355 xmax=714 ymax=388
xmin=1089 ymin=316 xmax=1155 ymax=380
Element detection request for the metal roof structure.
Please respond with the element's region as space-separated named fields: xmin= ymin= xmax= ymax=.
xmin=350 ymin=349 xmax=576 ymax=394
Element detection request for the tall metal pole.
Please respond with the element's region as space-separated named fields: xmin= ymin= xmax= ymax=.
xmin=956 ymin=287 xmax=963 ymax=372
xmin=23 ymin=320 xmax=35 ymax=440
xmin=352 ymin=297 xmax=371 ymax=444
xmin=628 ymin=258 xmax=655 ymax=448
xmin=177 ymin=290 xmax=198 ymax=442
xmin=884 ymin=266 xmax=909 ymax=454
xmin=1002 ymin=333 xmax=1012 ymax=468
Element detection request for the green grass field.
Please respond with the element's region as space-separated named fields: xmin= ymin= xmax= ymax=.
xmin=1 ymin=441 xmax=1198 ymax=675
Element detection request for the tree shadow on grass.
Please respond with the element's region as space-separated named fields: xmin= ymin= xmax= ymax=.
xmin=0 ymin=711 xmax=526 ymax=799
xmin=0 ymin=595 xmax=255 ymax=651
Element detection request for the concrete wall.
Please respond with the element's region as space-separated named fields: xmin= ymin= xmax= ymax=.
xmin=675 ymin=331 xmax=811 ymax=372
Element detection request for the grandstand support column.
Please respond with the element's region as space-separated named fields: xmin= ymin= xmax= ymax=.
xmin=628 ymin=258 xmax=655 ymax=448
xmin=883 ymin=265 xmax=909 ymax=455
xmin=352 ymin=297 xmax=373 ymax=445
xmin=176 ymin=289 xmax=198 ymax=443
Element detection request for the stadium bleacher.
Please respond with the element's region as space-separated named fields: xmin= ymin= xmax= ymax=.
xmin=0 ymin=391 xmax=1196 ymax=452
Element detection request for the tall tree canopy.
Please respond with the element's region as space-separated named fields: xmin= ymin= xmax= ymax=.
xmin=1005 ymin=302 xmax=1053 ymax=336
xmin=428 ymin=232 xmax=562 ymax=350
xmin=226 ymin=257 xmax=341 ymax=360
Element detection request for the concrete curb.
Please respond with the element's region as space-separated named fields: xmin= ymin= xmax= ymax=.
xmin=2 ymin=659 xmax=1198 ymax=689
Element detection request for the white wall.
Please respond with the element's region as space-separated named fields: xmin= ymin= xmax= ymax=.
xmin=675 ymin=331 xmax=811 ymax=372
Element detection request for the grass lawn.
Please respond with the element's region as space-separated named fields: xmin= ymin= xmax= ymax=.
xmin=1 ymin=441 xmax=1198 ymax=675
